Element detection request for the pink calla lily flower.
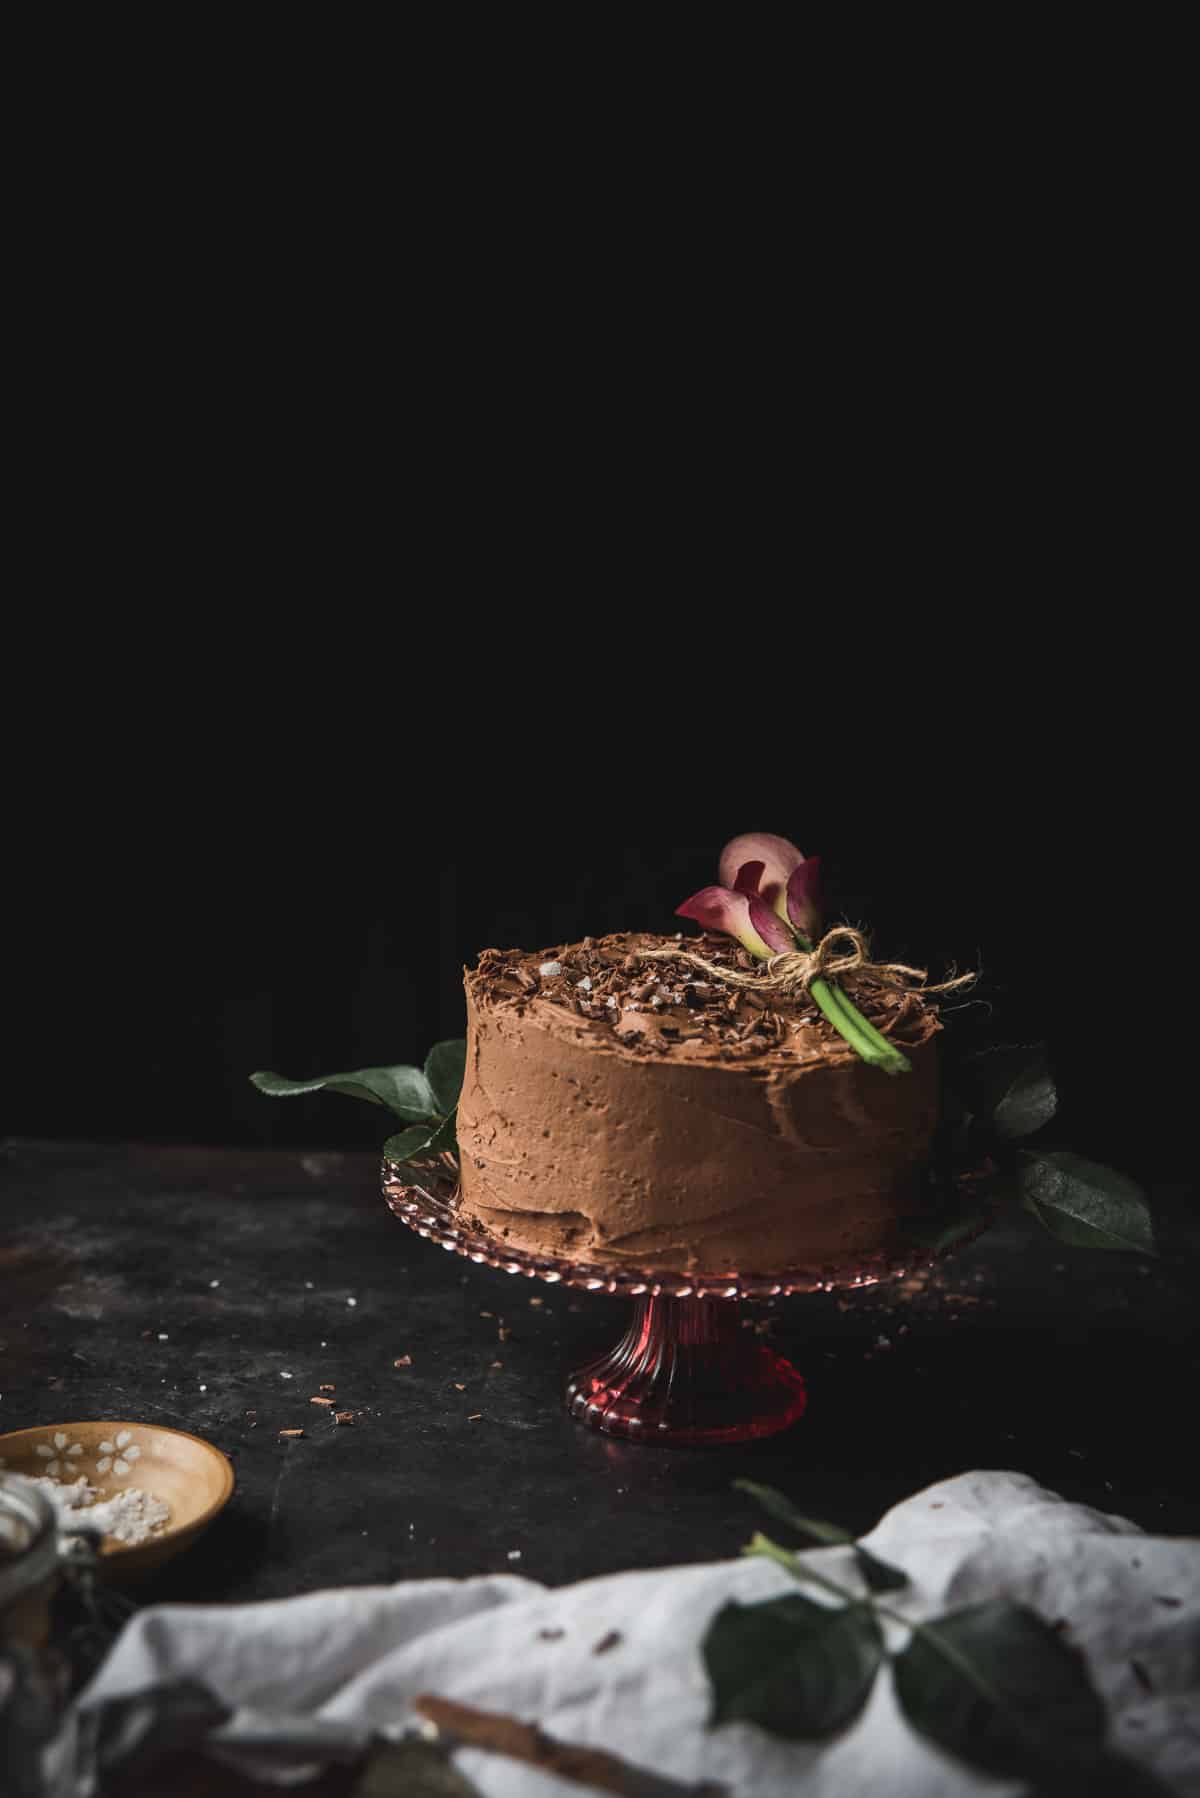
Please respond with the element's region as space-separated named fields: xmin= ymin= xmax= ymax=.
xmin=719 ymin=833 xmax=805 ymax=916
xmin=717 ymin=832 xmax=822 ymax=938
xmin=784 ymin=857 xmax=822 ymax=940
xmin=676 ymin=832 xmax=910 ymax=1075
xmin=675 ymin=885 xmax=795 ymax=959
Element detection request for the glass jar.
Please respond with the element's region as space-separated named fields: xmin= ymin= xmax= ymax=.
xmin=1 ymin=1474 xmax=70 ymax=1798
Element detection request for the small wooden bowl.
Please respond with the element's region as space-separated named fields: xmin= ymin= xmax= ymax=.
xmin=0 ymin=1421 xmax=234 ymax=1579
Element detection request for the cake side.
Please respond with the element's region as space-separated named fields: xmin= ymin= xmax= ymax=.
xmin=456 ymin=933 xmax=941 ymax=1273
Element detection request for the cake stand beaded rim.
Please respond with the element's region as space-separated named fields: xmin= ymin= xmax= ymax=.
xmin=381 ymin=1159 xmax=990 ymax=1299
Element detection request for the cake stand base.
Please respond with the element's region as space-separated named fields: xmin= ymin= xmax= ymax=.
xmin=565 ymin=1294 xmax=807 ymax=1445
xmin=383 ymin=1158 xmax=990 ymax=1450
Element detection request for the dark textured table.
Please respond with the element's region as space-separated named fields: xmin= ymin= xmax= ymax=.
xmin=2 ymin=1138 xmax=1198 ymax=1616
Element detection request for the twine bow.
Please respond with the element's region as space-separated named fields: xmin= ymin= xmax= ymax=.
xmin=634 ymin=926 xmax=975 ymax=1002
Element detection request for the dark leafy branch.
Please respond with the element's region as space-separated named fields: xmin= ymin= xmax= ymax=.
xmin=703 ymin=1483 xmax=1146 ymax=1790
xmin=250 ymin=1040 xmax=466 ymax=1161
xmin=935 ymin=1041 xmax=1155 ymax=1255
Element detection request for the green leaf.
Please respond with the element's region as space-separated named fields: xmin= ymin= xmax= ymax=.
xmin=383 ymin=1111 xmax=457 ymax=1167
xmin=250 ymin=1064 xmax=436 ymax=1121
xmin=424 ymin=1040 xmax=467 ymax=1115
xmin=383 ymin=1124 xmax=442 ymax=1164
xmin=958 ymin=1043 xmax=1057 ymax=1141
xmin=893 ymin=1598 xmax=1108 ymax=1782
xmin=704 ymin=1594 xmax=883 ymax=1739
xmin=904 ymin=1190 xmax=994 ymax=1259
xmin=1018 ymin=1150 xmax=1155 ymax=1253
xmin=425 ymin=1112 xmax=458 ymax=1156
xmin=734 ymin=1482 xmax=907 ymax=1593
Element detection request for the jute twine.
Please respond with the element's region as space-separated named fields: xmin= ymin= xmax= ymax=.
xmin=633 ymin=926 xmax=976 ymax=1003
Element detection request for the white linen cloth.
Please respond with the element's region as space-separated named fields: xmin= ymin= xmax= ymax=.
xmin=77 ymin=1471 xmax=1200 ymax=1796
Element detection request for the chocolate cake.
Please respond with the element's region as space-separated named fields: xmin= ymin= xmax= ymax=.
xmin=457 ymin=932 xmax=941 ymax=1273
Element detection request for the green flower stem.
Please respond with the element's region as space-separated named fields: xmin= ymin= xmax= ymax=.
xmin=810 ymin=978 xmax=911 ymax=1077
xmin=785 ymin=931 xmax=910 ymax=1076
xmin=746 ymin=1534 xmax=858 ymax=1604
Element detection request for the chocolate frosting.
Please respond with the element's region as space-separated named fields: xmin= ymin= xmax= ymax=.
xmin=457 ymin=933 xmax=942 ymax=1274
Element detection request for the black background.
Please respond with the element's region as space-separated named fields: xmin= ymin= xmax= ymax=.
xmin=4 ymin=69 xmax=1189 ymax=1203
xmin=8 ymin=640 xmax=1189 ymax=1195
xmin=2 ymin=254 xmax=1188 ymax=1200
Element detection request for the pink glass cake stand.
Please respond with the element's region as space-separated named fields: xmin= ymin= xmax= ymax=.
xmin=382 ymin=1158 xmax=987 ymax=1448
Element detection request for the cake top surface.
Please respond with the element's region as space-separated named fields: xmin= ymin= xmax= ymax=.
xmin=467 ymin=932 xmax=939 ymax=1066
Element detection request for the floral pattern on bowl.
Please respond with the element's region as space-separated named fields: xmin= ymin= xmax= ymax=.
xmin=34 ymin=1433 xmax=86 ymax=1477
xmin=96 ymin=1430 xmax=141 ymax=1476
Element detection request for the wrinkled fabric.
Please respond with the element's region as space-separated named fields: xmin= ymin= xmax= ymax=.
xmin=77 ymin=1472 xmax=1200 ymax=1796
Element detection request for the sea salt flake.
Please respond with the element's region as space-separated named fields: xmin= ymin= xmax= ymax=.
xmin=27 ymin=1474 xmax=169 ymax=1545
xmin=538 ymin=961 xmax=562 ymax=977
xmin=576 ymin=976 xmax=592 ymax=991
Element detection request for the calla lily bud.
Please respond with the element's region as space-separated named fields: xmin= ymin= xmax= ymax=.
xmin=785 ymin=857 xmax=822 ymax=940
xmin=718 ymin=833 xmax=806 ymax=922
xmin=676 ymin=887 xmax=794 ymax=959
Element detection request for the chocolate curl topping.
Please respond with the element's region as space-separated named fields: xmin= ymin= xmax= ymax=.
xmin=641 ymin=925 xmax=975 ymax=1002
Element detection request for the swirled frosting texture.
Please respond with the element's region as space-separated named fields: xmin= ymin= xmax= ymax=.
xmin=457 ymin=934 xmax=941 ymax=1273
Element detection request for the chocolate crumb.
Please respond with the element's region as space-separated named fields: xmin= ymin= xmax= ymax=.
xmin=538 ymin=1628 xmax=565 ymax=1641
xmin=1131 ymin=1660 xmax=1154 ymax=1692
xmin=333 ymin=1411 xmax=355 ymax=1426
xmin=593 ymin=1631 xmax=623 ymax=1655
xmin=278 ymin=1428 xmax=304 ymax=1439
xmin=393 ymin=1356 xmax=412 ymax=1368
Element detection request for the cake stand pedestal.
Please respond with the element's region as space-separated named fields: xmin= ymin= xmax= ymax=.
xmin=382 ymin=1160 xmax=986 ymax=1448
xmin=564 ymin=1292 xmax=807 ymax=1445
